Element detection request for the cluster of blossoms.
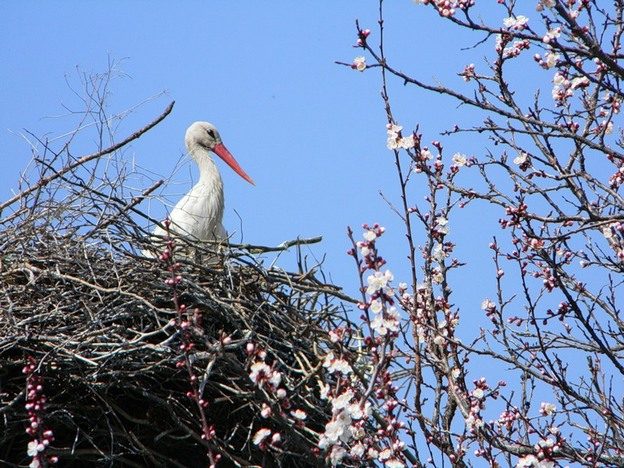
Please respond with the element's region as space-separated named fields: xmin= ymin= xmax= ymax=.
xmin=318 ymin=380 xmax=406 ymax=468
xmin=412 ymin=0 xmax=475 ymax=17
xmin=552 ymin=71 xmax=590 ymax=103
xmin=609 ymin=165 xmax=624 ymax=191
xmin=247 ymin=343 xmax=302 ymax=452
xmin=540 ymin=402 xmax=557 ymax=416
xmin=601 ymin=91 xmax=621 ymax=118
xmin=500 ymin=202 xmax=528 ymax=228
xmin=359 ymin=225 xmax=402 ymax=338
xmin=496 ymin=34 xmax=530 ymax=59
xmin=532 ymin=266 xmax=557 ymax=292
xmin=317 ymin=383 xmax=377 ymax=465
xmin=600 ymin=221 xmax=624 ymax=261
xmin=503 ymin=15 xmax=529 ymax=31
xmin=516 ymin=454 xmax=555 ymax=468
xmin=23 ymin=356 xmax=57 ymax=468
xmin=407 ymin=283 xmax=434 ymax=342
xmin=536 ymin=0 xmax=555 ymax=11
xmin=432 ymin=216 xmax=449 ymax=238
xmin=515 ymin=431 xmax=563 ymax=468
xmin=534 ymin=50 xmax=560 ymax=69
xmin=464 ymin=378 xmax=489 ymax=432
xmin=492 ymin=16 xmax=530 ymax=59
xmin=247 ymin=343 xmax=314 ymax=455
xmin=460 ymin=63 xmax=476 ymax=81
xmin=432 ymin=300 xmax=459 ymax=346
xmin=322 ymin=225 xmax=406 ymax=467
xmin=481 ymin=298 xmax=498 ymax=325
xmin=386 ymin=123 xmax=415 ymax=150
xmin=497 ymin=408 xmax=520 ymax=431
xmin=542 ymin=27 xmax=561 ymax=44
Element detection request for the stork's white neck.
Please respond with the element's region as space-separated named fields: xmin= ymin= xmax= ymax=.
xmin=189 ymin=144 xmax=223 ymax=186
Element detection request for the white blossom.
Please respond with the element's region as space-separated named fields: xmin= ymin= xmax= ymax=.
xmin=353 ymin=56 xmax=366 ymax=72
xmin=481 ymin=298 xmax=495 ymax=310
xmin=571 ymin=76 xmax=589 ymax=89
xmin=387 ymin=123 xmax=402 ymax=137
xmin=553 ymin=72 xmax=566 ymax=86
xmin=358 ymin=241 xmax=371 ymax=257
xmin=435 ymin=216 xmax=449 ymax=235
xmin=323 ymin=353 xmax=353 ymax=375
xmin=319 ymin=381 xmax=330 ymax=400
xmin=465 ymin=414 xmax=484 ymax=431
xmin=386 ymin=123 xmax=414 ymax=151
xmin=517 ymin=455 xmax=538 ymax=467
xmin=503 ymin=15 xmax=529 ymax=30
xmin=544 ymin=51 xmax=559 ymax=68
xmin=269 ymin=370 xmax=282 ymax=387
xmin=370 ymin=306 xmax=400 ymax=335
xmin=329 ymin=446 xmax=347 ymax=466
xmin=398 ymin=134 xmax=415 ymax=149
xmin=27 ymin=440 xmax=43 ymax=457
xmin=370 ymin=299 xmax=383 ymax=314
xmin=472 ymin=388 xmax=485 ymax=399
xmin=363 ymin=229 xmax=376 ymax=241
xmin=332 ymin=389 xmax=354 ymax=411
xmin=540 ymin=401 xmax=557 ymax=416
xmin=432 ymin=244 xmax=447 ymax=263
xmin=291 ymin=409 xmax=307 ymax=420
xmin=366 ymin=270 xmax=394 ymax=295
xmin=452 ymin=152 xmax=467 ymax=166
xmin=253 ymin=428 xmax=272 ymax=445
xmin=322 ymin=410 xmax=352 ymax=447
xmin=260 ymin=403 xmax=272 ymax=418
xmin=387 ymin=137 xmax=400 ymax=150
xmin=347 ymin=401 xmax=371 ymax=420
xmin=536 ymin=0 xmax=556 ymax=10
xmin=249 ymin=361 xmax=272 ymax=385
xmin=513 ymin=152 xmax=529 ymax=165
xmin=350 ymin=442 xmax=366 ymax=458
xmin=379 ymin=448 xmax=393 ymax=461
xmin=432 ymin=270 xmax=444 ymax=284
xmin=543 ymin=27 xmax=561 ymax=43
xmin=516 ymin=454 xmax=555 ymax=468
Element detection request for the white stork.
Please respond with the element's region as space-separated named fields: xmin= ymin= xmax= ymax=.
xmin=145 ymin=121 xmax=254 ymax=257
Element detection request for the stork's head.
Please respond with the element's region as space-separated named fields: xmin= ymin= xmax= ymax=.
xmin=185 ymin=121 xmax=255 ymax=185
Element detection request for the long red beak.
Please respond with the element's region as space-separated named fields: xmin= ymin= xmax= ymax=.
xmin=213 ymin=142 xmax=255 ymax=185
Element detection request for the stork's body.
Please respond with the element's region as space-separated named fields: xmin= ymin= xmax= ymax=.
xmin=147 ymin=122 xmax=253 ymax=255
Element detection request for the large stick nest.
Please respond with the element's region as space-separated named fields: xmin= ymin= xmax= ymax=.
xmin=0 ymin=105 xmax=354 ymax=467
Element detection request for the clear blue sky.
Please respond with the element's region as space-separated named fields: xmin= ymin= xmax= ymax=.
xmin=1 ymin=2 xmax=503 ymax=317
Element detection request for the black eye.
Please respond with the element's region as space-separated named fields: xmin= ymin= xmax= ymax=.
xmin=207 ymin=129 xmax=216 ymax=138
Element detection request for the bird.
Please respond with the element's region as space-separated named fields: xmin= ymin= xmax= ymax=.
xmin=144 ymin=121 xmax=254 ymax=258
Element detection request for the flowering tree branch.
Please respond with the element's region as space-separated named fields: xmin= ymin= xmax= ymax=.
xmin=329 ymin=0 xmax=624 ymax=466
